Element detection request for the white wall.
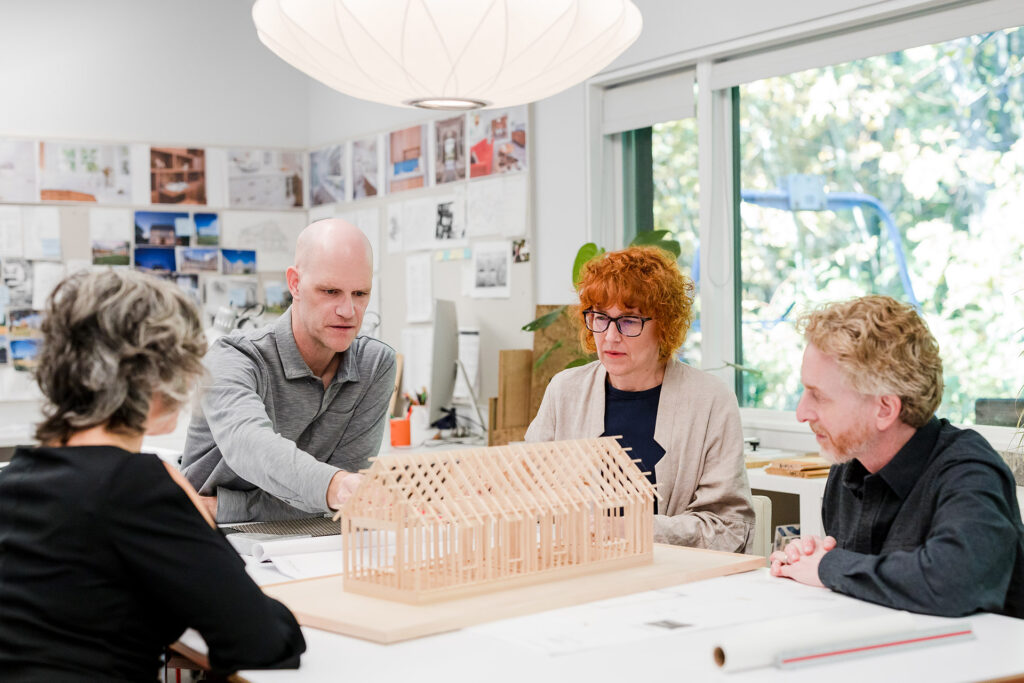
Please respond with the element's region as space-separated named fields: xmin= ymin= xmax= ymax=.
xmin=0 ymin=0 xmax=309 ymax=147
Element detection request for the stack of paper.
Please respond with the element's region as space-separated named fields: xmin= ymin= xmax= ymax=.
xmin=764 ymin=455 xmax=832 ymax=478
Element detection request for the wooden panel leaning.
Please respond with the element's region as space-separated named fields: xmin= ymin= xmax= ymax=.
xmin=487 ymin=349 xmax=533 ymax=446
xmin=339 ymin=437 xmax=660 ymax=604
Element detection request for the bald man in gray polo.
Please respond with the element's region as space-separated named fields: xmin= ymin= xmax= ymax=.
xmin=182 ymin=220 xmax=396 ymax=523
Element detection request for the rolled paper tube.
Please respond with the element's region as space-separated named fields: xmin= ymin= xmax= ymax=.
xmin=713 ymin=611 xmax=917 ymax=672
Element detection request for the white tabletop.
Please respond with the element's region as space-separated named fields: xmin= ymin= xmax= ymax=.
xmin=237 ymin=565 xmax=1024 ymax=683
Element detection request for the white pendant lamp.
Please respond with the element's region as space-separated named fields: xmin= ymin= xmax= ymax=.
xmin=252 ymin=0 xmax=642 ymax=110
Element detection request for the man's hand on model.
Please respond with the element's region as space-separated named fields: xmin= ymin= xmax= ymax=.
xmin=327 ymin=470 xmax=364 ymax=510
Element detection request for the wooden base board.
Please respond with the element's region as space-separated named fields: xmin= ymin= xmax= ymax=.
xmin=262 ymin=543 xmax=764 ymax=644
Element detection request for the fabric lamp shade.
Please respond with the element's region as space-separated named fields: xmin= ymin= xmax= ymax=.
xmin=252 ymin=0 xmax=643 ymax=110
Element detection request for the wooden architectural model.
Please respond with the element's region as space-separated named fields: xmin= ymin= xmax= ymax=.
xmin=340 ymin=437 xmax=659 ymax=604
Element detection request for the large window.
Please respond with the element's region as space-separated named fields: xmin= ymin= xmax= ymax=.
xmin=737 ymin=27 xmax=1024 ymax=424
xmin=628 ymin=119 xmax=701 ymax=365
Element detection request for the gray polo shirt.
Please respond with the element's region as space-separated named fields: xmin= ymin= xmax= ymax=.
xmin=181 ymin=309 xmax=396 ymax=523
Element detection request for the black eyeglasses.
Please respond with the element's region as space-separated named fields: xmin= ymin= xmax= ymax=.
xmin=582 ymin=309 xmax=652 ymax=337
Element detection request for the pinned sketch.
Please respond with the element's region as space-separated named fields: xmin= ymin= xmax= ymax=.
xmin=22 ymin=207 xmax=62 ymax=260
xmin=264 ymin=281 xmax=292 ymax=315
xmin=220 ymin=211 xmax=305 ymax=272
xmin=89 ymin=207 xmax=133 ymax=242
xmin=135 ymin=211 xmax=191 ymax=246
xmin=39 ymin=142 xmax=132 ymax=203
xmin=309 ymin=144 xmax=345 ymax=206
xmin=134 ymin=246 xmax=176 ymax=274
xmin=221 ymin=249 xmax=256 ymax=275
xmin=360 ymin=275 xmax=382 ymax=339
xmin=467 ymin=174 xmax=527 ymax=238
xmin=178 ymin=247 xmax=219 ymax=273
xmin=338 ymin=208 xmax=381 ymax=271
xmin=386 ymin=203 xmax=404 ymax=254
xmin=227 ymin=148 xmax=304 ymax=209
xmin=387 ymin=124 xmax=426 ymax=193
xmin=2 ymin=258 xmax=32 ymax=307
xmin=194 ymin=212 xmax=219 ymax=245
xmin=0 ymin=206 xmax=24 ymax=257
xmin=400 ymin=326 xmax=432 ymax=398
xmin=352 ymin=136 xmax=380 ymax=199
xmin=471 ymin=240 xmax=511 ymax=298
xmin=0 ymin=140 xmax=38 ymax=202
xmin=32 ymin=262 xmax=66 ymax=310
xmin=150 ymin=147 xmax=206 ymax=205
xmin=398 ymin=191 xmax=467 ymax=252
xmin=454 ymin=328 xmax=480 ymax=399
xmin=58 ymin=206 xmax=91 ymax=262
xmin=434 ymin=115 xmax=466 ymax=184
xmin=175 ymin=274 xmax=201 ymax=307
xmin=405 ymin=252 xmax=432 ymax=323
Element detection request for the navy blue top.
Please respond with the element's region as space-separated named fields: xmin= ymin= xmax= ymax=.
xmin=819 ymin=417 xmax=1024 ymax=618
xmin=602 ymin=379 xmax=665 ymax=485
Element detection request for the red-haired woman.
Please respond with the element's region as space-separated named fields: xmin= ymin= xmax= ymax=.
xmin=526 ymin=246 xmax=754 ymax=551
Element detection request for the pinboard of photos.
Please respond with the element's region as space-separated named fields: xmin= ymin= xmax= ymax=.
xmin=0 ymin=104 xmax=530 ymax=377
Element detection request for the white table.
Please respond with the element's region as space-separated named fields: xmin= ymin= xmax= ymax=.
xmin=237 ymin=566 xmax=1024 ymax=683
xmin=747 ymin=467 xmax=828 ymax=538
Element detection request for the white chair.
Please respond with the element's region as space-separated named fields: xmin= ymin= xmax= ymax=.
xmin=749 ymin=494 xmax=773 ymax=563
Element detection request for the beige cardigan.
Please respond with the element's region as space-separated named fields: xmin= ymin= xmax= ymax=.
xmin=525 ymin=359 xmax=755 ymax=553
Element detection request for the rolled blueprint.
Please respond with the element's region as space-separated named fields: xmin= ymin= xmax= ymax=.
xmin=713 ymin=611 xmax=917 ymax=672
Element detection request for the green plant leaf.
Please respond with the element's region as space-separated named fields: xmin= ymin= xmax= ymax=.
xmin=629 ymin=230 xmax=681 ymax=259
xmin=521 ymin=305 xmax=567 ymax=331
xmin=572 ymin=243 xmax=604 ymax=286
xmin=565 ymin=354 xmax=596 ymax=369
xmin=533 ymin=339 xmax=563 ymax=369
xmin=629 ymin=230 xmax=672 ymax=245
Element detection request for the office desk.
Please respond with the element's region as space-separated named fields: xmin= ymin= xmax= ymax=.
xmin=237 ymin=567 xmax=1024 ymax=683
xmin=747 ymin=467 xmax=828 ymax=538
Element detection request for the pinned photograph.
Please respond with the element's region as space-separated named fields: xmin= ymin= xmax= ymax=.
xmin=10 ymin=338 xmax=40 ymax=372
xmin=0 ymin=312 xmax=7 ymax=364
xmin=387 ymin=124 xmax=426 ymax=193
xmin=9 ymin=308 xmax=42 ymax=337
xmin=133 ymin=246 xmax=177 ymax=274
xmin=221 ymin=248 xmax=256 ymax=275
xmin=468 ymin=106 xmax=527 ymax=178
xmin=178 ymin=247 xmax=219 ymax=273
xmin=471 ymin=240 xmax=511 ymax=299
xmin=91 ymin=240 xmax=130 ymax=266
xmin=0 ymin=140 xmax=38 ymax=202
xmin=352 ymin=136 xmax=379 ymax=199
xmin=264 ymin=281 xmax=292 ymax=315
xmin=512 ymin=238 xmax=530 ymax=263
xmin=434 ymin=115 xmax=466 ymax=184
xmin=39 ymin=142 xmax=132 ymax=203
xmin=309 ymin=144 xmax=345 ymax=206
xmin=194 ymin=212 xmax=219 ymax=245
xmin=150 ymin=147 xmax=206 ymax=204
xmin=227 ymin=149 xmax=303 ymax=209
xmin=135 ymin=211 xmax=191 ymax=246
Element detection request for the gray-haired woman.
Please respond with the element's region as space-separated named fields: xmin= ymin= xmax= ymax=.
xmin=0 ymin=270 xmax=305 ymax=680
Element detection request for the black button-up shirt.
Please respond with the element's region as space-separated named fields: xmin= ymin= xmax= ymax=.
xmin=818 ymin=417 xmax=1024 ymax=618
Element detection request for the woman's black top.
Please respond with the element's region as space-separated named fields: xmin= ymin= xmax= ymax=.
xmin=0 ymin=445 xmax=305 ymax=682
xmin=602 ymin=379 xmax=665 ymax=485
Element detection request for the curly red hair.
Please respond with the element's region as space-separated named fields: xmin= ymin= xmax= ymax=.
xmin=575 ymin=246 xmax=694 ymax=361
